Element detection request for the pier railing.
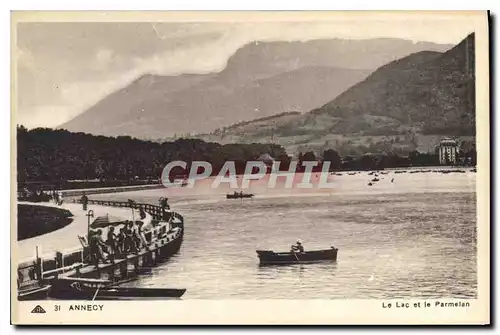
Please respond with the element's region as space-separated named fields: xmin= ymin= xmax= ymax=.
xmin=84 ymin=199 xmax=171 ymax=221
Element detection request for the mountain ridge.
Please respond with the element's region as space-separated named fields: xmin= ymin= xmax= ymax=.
xmin=196 ymin=33 xmax=475 ymax=155
xmin=59 ymin=37 xmax=453 ymax=138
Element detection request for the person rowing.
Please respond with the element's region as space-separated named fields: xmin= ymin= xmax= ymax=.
xmin=291 ymin=239 xmax=305 ymax=253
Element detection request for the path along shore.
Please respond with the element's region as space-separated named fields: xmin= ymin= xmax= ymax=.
xmin=16 ymin=201 xmax=151 ymax=262
xmin=60 ymin=184 xmax=163 ymax=197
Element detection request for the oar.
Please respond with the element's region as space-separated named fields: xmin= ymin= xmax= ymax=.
xmin=92 ymin=285 xmax=101 ymax=301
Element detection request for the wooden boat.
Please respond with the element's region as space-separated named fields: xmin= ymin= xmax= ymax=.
xmin=18 ymin=284 xmax=51 ymax=301
xmin=226 ymin=192 xmax=254 ymax=199
xmin=256 ymin=247 xmax=338 ymax=265
xmin=48 ymin=277 xmax=186 ymax=300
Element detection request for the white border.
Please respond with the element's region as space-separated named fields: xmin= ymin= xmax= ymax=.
xmin=3 ymin=1 xmax=497 ymax=333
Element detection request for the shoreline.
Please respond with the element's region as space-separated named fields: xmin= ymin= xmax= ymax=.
xmin=61 ymin=184 xmax=164 ymax=197
xmin=16 ymin=201 xmax=146 ymax=262
xmin=18 ymin=165 xmax=477 ymax=202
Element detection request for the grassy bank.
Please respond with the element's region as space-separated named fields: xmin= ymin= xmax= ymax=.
xmin=17 ymin=204 xmax=74 ymax=241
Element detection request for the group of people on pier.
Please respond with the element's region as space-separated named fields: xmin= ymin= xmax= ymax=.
xmin=81 ymin=196 xmax=173 ymax=267
xmin=88 ymin=220 xmax=148 ymax=267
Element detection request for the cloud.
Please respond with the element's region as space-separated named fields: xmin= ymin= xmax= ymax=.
xmin=15 ymin=20 xmax=476 ymax=129
xmin=15 ymin=105 xmax=70 ymax=129
xmin=95 ymin=48 xmax=114 ymax=68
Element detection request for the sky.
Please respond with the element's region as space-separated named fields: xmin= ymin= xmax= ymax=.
xmin=14 ymin=15 xmax=479 ymax=129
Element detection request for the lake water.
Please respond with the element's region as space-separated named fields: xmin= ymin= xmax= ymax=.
xmin=93 ymin=170 xmax=477 ymax=299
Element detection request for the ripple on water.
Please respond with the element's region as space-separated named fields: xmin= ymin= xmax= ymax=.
xmin=109 ymin=178 xmax=476 ymax=299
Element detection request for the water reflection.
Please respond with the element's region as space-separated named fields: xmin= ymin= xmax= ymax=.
xmin=103 ymin=173 xmax=476 ymax=299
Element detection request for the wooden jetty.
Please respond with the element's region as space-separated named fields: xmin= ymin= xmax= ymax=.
xmin=17 ymin=199 xmax=185 ymax=300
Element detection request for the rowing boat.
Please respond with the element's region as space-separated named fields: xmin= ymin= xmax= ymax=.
xmin=256 ymin=247 xmax=338 ymax=265
xmin=226 ymin=193 xmax=254 ymax=199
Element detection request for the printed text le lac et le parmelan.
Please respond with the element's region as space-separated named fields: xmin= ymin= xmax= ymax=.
xmin=382 ymin=301 xmax=470 ymax=309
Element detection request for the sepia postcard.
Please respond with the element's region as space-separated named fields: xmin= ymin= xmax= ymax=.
xmin=11 ymin=10 xmax=490 ymax=325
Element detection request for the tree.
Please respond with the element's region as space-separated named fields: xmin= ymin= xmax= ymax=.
xmin=297 ymin=152 xmax=304 ymax=162
xmin=359 ymin=155 xmax=377 ymax=171
xmin=469 ymin=149 xmax=477 ymax=166
xmin=302 ymin=151 xmax=316 ymax=162
xmin=275 ymin=154 xmax=291 ymax=171
xmin=16 ymin=127 xmax=289 ymax=184
xmin=322 ymin=149 xmax=342 ymax=171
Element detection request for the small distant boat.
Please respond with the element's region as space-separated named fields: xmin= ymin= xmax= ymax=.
xmin=371 ymin=178 xmax=380 ymax=182
xmin=49 ymin=278 xmax=186 ymax=300
xmin=226 ymin=192 xmax=254 ymax=199
xmin=368 ymin=182 xmax=373 ymax=186
xmin=257 ymin=247 xmax=338 ymax=265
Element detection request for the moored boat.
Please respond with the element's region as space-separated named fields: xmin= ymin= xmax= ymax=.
xmin=18 ymin=284 xmax=51 ymax=301
xmin=226 ymin=192 xmax=254 ymax=199
xmin=256 ymin=247 xmax=338 ymax=265
xmin=48 ymin=277 xmax=186 ymax=300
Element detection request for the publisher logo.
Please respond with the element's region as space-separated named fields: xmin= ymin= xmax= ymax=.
xmin=31 ymin=305 xmax=46 ymax=314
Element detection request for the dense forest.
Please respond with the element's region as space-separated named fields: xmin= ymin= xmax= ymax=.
xmin=17 ymin=126 xmax=476 ymax=187
xmin=16 ymin=126 xmax=286 ymax=183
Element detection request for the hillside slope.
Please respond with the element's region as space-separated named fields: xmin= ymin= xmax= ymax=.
xmin=59 ymin=38 xmax=452 ymax=138
xmin=311 ymin=33 xmax=475 ymax=136
xmin=198 ymin=33 xmax=475 ymax=155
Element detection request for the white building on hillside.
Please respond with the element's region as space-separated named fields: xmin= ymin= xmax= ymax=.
xmin=438 ymin=138 xmax=459 ymax=165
